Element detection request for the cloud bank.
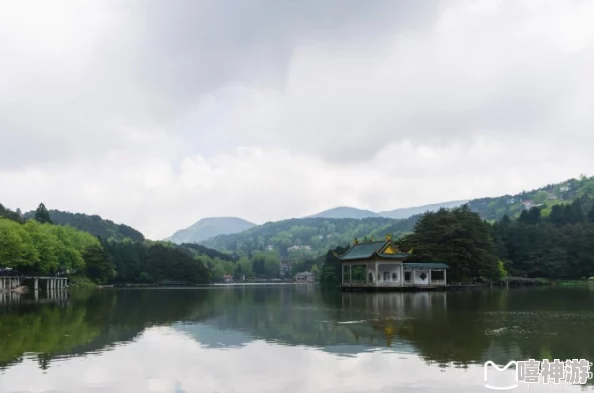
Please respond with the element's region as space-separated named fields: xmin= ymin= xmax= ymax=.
xmin=1 ymin=0 xmax=594 ymax=238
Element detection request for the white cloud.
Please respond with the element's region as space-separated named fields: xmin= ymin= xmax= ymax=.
xmin=1 ymin=0 xmax=594 ymax=238
xmin=0 ymin=326 xmax=493 ymax=393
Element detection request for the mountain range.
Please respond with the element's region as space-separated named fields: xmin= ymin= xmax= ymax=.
xmin=168 ymin=201 xmax=468 ymax=244
xmin=166 ymin=217 xmax=256 ymax=244
xmin=171 ymin=176 xmax=593 ymax=246
xmin=11 ymin=175 xmax=591 ymax=249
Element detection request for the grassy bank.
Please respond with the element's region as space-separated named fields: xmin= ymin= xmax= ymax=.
xmin=67 ymin=276 xmax=99 ymax=290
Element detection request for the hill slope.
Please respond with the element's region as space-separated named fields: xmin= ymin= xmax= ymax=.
xmin=167 ymin=217 xmax=256 ymax=244
xmin=466 ymin=175 xmax=594 ymax=221
xmin=203 ymin=216 xmax=419 ymax=258
xmin=308 ymin=206 xmax=380 ymax=219
xmin=379 ymin=200 xmax=468 ymax=219
xmin=23 ymin=209 xmax=145 ymax=242
xmin=203 ymin=175 xmax=594 ymax=260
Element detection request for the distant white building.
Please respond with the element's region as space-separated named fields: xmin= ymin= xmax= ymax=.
xmin=295 ymin=272 xmax=315 ymax=283
xmin=287 ymin=245 xmax=312 ymax=252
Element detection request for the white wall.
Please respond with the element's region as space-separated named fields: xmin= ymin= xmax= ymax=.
xmin=377 ymin=264 xmax=402 ymax=285
xmin=413 ymin=269 xmax=429 ymax=285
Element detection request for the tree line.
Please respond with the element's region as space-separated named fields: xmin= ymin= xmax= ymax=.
xmin=322 ymin=201 xmax=594 ymax=285
xmin=491 ymin=200 xmax=594 ymax=279
xmin=0 ymin=203 xmax=211 ymax=284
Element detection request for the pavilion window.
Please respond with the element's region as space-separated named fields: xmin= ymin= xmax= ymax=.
xmin=431 ymin=270 xmax=445 ymax=281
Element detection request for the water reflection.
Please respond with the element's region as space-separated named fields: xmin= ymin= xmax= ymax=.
xmin=1 ymin=286 xmax=593 ymax=391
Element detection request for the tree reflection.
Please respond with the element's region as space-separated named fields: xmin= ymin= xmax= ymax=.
xmin=2 ymin=286 xmax=594 ymax=375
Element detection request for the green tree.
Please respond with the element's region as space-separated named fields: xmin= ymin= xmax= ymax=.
xmin=320 ymin=246 xmax=348 ymax=285
xmin=588 ymin=205 xmax=594 ymax=223
xmin=311 ymin=264 xmax=319 ymax=276
xmin=402 ymin=206 xmax=499 ymax=283
xmin=84 ymin=245 xmax=116 ymax=284
xmin=34 ymin=203 xmax=52 ymax=224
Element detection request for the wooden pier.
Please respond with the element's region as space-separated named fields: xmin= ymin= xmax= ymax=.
xmin=0 ymin=276 xmax=68 ymax=293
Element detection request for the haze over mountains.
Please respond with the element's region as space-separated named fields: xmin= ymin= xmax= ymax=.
xmin=13 ymin=175 xmax=589 ymax=249
xmin=166 ymin=217 xmax=256 ymax=244
xmin=166 ymin=201 xmax=467 ymax=244
xmin=310 ymin=201 xmax=468 ymax=220
xmin=167 ymin=176 xmax=592 ymax=245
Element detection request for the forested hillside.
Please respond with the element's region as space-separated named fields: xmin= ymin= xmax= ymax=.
xmin=203 ymin=216 xmax=418 ymax=258
xmin=23 ymin=209 xmax=145 ymax=242
xmin=491 ymin=199 xmax=594 ymax=279
xmin=467 ymin=175 xmax=594 ymax=221
xmin=321 ymin=200 xmax=594 ymax=285
xmin=1 ymin=203 xmax=216 ymax=285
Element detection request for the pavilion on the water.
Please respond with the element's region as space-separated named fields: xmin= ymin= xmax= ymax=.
xmin=337 ymin=235 xmax=448 ymax=290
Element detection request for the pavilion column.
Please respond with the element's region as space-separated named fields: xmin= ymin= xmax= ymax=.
xmin=342 ymin=264 xmax=345 ymax=285
xmin=0 ymin=278 xmax=3 ymax=291
xmin=429 ymin=270 xmax=432 ymax=285
xmin=34 ymin=278 xmax=39 ymax=291
xmin=349 ymin=264 xmax=352 ymax=285
xmin=444 ymin=269 xmax=447 ymax=286
xmin=375 ymin=262 xmax=378 ymax=287
xmin=400 ymin=264 xmax=404 ymax=287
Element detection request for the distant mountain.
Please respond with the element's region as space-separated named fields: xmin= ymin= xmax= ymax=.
xmin=167 ymin=217 xmax=256 ymax=244
xmin=465 ymin=175 xmax=594 ymax=221
xmin=308 ymin=206 xmax=380 ymax=219
xmin=379 ymin=200 xmax=468 ymax=219
xmin=23 ymin=209 xmax=145 ymax=242
xmin=203 ymin=216 xmax=419 ymax=257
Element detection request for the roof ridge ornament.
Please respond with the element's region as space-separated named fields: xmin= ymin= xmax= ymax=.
xmin=354 ymin=238 xmax=358 ymax=245
xmin=385 ymin=233 xmax=392 ymax=241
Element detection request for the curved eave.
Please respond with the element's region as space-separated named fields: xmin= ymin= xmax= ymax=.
xmin=376 ymin=253 xmax=410 ymax=260
xmin=339 ymin=251 xmax=410 ymax=262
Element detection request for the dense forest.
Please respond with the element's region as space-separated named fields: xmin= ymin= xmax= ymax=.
xmin=0 ymin=203 xmax=215 ymax=285
xmin=320 ymin=206 xmax=503 ymax=285
xmin=206 ymin=175 xmax=594 ymax=283
xmin=3 ymin=175 xmax=594 ymax=286
xmin=491 ymin=199 xmax=594 ymax=279
xmin=466 ymin=174 xmax=594 ymax=221
xmin=321 ymin=200 xmax=594 ymax=285
xmin=22 ymin=209 xmax=145 ymax=242
xmin=203 ymin=216 xmax=418 ymax=257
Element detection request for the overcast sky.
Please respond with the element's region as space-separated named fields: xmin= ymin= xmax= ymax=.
xmin=2 ymin=0 xmax=594 ymax=239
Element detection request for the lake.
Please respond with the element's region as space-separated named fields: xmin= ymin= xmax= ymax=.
xmin=1 ymin=285 xmax=593 ymax=392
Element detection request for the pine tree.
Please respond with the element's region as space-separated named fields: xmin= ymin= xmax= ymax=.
xmin=34 ymin=203 xmax=52 ymax=224
xmin=588 ymin=205 xmax=594 ymax=223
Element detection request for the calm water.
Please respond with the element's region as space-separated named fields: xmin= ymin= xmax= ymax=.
xmin=1 ymin=286 xmax=593 ymax=392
